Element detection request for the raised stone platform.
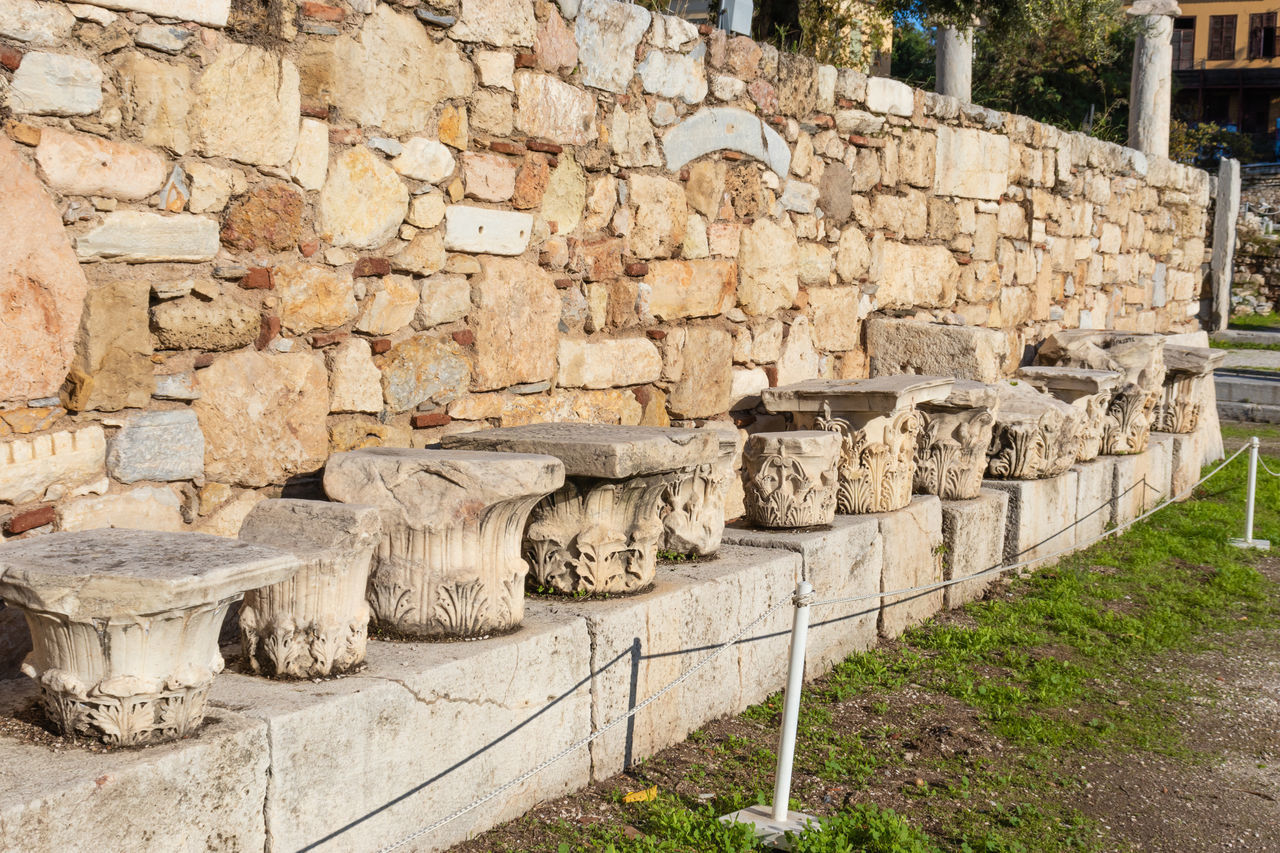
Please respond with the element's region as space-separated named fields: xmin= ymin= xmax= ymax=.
xmin=940 ymin=490 xmax=1009 ymax=608
xmin=984 ymin=469 xmax=1081 ymax=567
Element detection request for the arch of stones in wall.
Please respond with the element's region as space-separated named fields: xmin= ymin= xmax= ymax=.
xmin=0 ymin=0 xmax=1227 ymax=848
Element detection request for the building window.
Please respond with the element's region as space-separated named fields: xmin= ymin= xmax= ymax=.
xmin=1173 ymin=16 xmax=1195 ymax=68
xmin=1249 ymin=12 xmax=1277 ymax=59
xmin=1209 ymin=15 xmax=1237 ymax=60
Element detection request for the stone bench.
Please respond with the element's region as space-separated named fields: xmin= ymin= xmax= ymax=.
xmin=0 ymin=529 xmax=300 ymax=746
xmin=323 ymin=448 xmax=564 ymax=640
xmin=1017 ymin=366 xmax=1123 ymax=462
xmin=442 ymin=424 xmax=719 ymax=596
xmin=237 ymin=499 xmax=382 ymax=678
xmin=761 ymin=376 xmax=954 ymax=514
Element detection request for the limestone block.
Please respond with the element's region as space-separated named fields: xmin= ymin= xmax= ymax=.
xmin=75 ymin=212 xmax=220 ymax=262
xmin=871 ymin=496 xmax=943 ymax=638
xmin=871 ymin=241 xmax=958 ymax=309
xmin=742 ymin=430 xmax=840 ymax=528
xmin=933 ymin=126 xmax=1010 ymax=201
xmin=34 ymin=127 xmax=166 ymax=200
xmin=737 ymin=218 xmax=799 ymax=315
xmin=866 ymin=317 xmax=1009 ymax=383
xmin=608 ymin=103 xmax=662 ymax=167
xmin=354 ymin=275 xmax=419 ymax=335
xmin=642 ymin=259 xmax=736 ymax=320
xmin=542 ymin=156 xmax=587 ymax=235
xmin=238 ymin=500 xmax=381 ymax=677
xmin=865 ymin=76 xmax=913 ymax=116
xmin=376 ymin=334 xmax=471 ymax=412
xmin=661 ymin=107 xmax=790 ymax=176
xmin=627 ymin=174 xmax=688 ymax=259
xmin=191 ymin=42 xmax=298 ymax=167
xmin=302 ymin=6 xmax=473 ymax=137
xmin=194 ymin=352 xmax=329 ymax=488
xmin=662 ymin=426 xmax=738 ymax=556
xmin=196 ymin=489 xmax=265 ymax=538
xmin=56 ymin=485 xmax=185 ymax=532
xmin=557 ymin=337 xmax=662 ymax=389
xmin=0 ymin=0 xmax=74 ymax=44
xmin=667 ymin=326 xmax=733 ymax=418
xmin=443 ymin=205 xmax=533 ymax=255
xmin=290 ymin=117 xmax=329 ymax=191
xmin=7 ymin=51 xmax=102 ymax=116
xmin=151 ymin=296 xmax=260 ymax=351
xmin=1161 ymin=428 xmax=1207 ymax=497
xmin=327 ymin=338 xmax=383 ymax=414
xmin=318 ymin=147 xmax=409 ymax=250
xmin=416 ymin=274 xmax=471 ymax=327
xmin=637 ymin=46 xmax=708 ymax=104
xmin=465 ymin=257 xmax=557 ymax=391
xmin=65 ymin=0 xmax=228 ymax=25
xmin=451 ymin=0 xmax=535 ymax=45
xmin=275 ymin=263 xmax=357 ymax=334
xmin=776 ymin=317 xmax=820 ymax=386
xmin=514 ymin=71 xmax=599 ymax=146
xmin=983 ymin=469 xmax=1080 ymax=567
xmin=392 ymin=138 xmax=455 ymax=183
xmin=60 ymin=276 xmax=153 ymax=413
xmin=207 ymin=610 xmax=592 ymax=851
xmin=940 ymin=490 xmax=1008 ymax=608
xmin=0 ymin=694 xmax=267 ymax=851
xmin=1113 ymin=437 xmax=1172 ymax=528
xmin=324 ymin=448 xmax=563 ymax=638
xmin=114 ymin=50 xmax=193 ymax=154
xmin=575 ymin=0 xmax=651 ymax=93
xmin=0 ymin=426 xmax=106 ymax=504
xmin=1072 ymin=456 xmax=1113 ymax=546
xmin=106 ymin=410 xmax=204 ymax=483
xmin=0 ymin=529 xmax=299 ymax=744
xmin=0 ymin=136 xmax=88 ymax=404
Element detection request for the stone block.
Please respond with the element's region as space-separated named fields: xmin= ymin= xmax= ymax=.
xmin=983 ymin=469 xmax=1080 ymax=568
xmin=722 ymin=517 xmax=882 ymax=672
xmin=1159 ymin=428 xmax=1206 ymax=497
xmin=737 ymin=218 xmax=799 ymax=316
xmin=75 ymin=212 xmax=220 ymax=262
xmin=450 ymin=0 xmax=535 ymax=46
xmin=865 ymin=76 xmax=913 ymax=116
xmin=55 ymin=485 xmax=186 ymax=532
xmin=1072 ymin=457 xmax=1114 ymax=547
xmin=34 ymin=127 xmax=166 ymax=200
xmin=151 ymin=296 xmax=260 ymax=351
xmin=0 ymin=683 xmax=267 ymax=851
xmin=106 ymin=410 xmax=204 ymax=483
xmin=207 ymin=609 xmax=593 ymax=852
xmin=870 ymin=241 xmax=958 ymax=309
xmin=470 ymin=257 xmax=559 ymax=391
xmin=7 ymin=51 xmax=102 ymax=116
xmin=443 ymin=205 xmax=533 ymax=255
xmin=667 ymin=326 xmax=733 ymax=418
xmin=933 ymin=126 xmax=1010 ymax=201
xmin=866 ymin=317 xmax=1009 ymax=383
xmin=0 ymin=426 xmax=106 ymax=504
xmin=870 ymin=496 xmax=943 ymax=639
xmin=661 ymin=107 xmax=790 ymax=176
xmin=319 ymin=147 xmax=409 ymax=249
xmin=1112 ymin=437 xmax=1172 ymax=529
xmin=514 ymin=71 xmax=598 ymax=146
xmin=0 ymin=0 xmax=75 ymax=44
xmin=574 ymin=0 xmax=650 ymax=94
xmin=940 ymin=490 xmax=1008 ymax=608
xmin=65 ymin=0 xmax=229 ymax=26
xmin=63 ymin=275 xmax=155 ymax=413
xmin=376 ymin=334 xmax=471 ymax=412
xmin=557 ymin=337 xmax=662 ymax=388
xmin=192 ymin=42 xmax=298 ymax=167
xmin=642 ymin=259 xmax=736 ymax=320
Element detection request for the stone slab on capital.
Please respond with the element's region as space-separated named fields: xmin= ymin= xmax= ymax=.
xmin=761 ymin=375 xmax=955 ymax=414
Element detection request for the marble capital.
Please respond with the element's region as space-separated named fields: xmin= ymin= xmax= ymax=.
xmin=986 ymin=380 xmax=1084 ymax=479
xmin=914 ymin=380 xmax=998 ymax=500
xmin=661 ymin=427 xmax=739 ymax=556
xmin=743 ymin=430 xmax=840 ymax=528
xmin=1155 ymin=345 xmax=1225 ymax=434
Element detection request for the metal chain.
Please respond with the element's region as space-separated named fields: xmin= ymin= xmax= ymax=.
xmin=374 ymin=442 xmax=1252 ymax=852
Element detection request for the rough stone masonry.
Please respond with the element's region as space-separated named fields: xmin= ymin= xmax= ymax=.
xmin=0 ymin=0 xmax=1211 ymax=550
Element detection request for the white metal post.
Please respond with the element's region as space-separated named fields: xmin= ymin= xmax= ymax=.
xmin=771 ymin=580 xmax=812 ymax=821
xmin=1230 ymin=436 xmax=1271 ymax=550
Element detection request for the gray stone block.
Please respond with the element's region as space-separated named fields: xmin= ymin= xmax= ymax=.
xmin=868 ymin=496 xmax=944 ymax=638
xmin=1112 ymin=438 xmax=1172 ymax=529
xmin=0 ymin=679 xmax=269 ymax=850
xmin=984 ymin=470 xmax=1080 ymax=567
xmin=940 ymin=490 xmax=1008 ymax=608
xmin=1159 ymin=428 xmax=1206 ymax=497
xmin=1073 ymin=457 xmax=1115 ymax=546
xmin=105 ymin=409 xmax=204 ymax=483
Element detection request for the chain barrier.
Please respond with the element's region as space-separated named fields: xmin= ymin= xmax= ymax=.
xmin=375 ymin=441 xmax=1253 ymax=852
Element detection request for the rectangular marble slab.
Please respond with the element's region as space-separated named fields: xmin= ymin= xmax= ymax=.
xmin=1163 ymin=345 xmax=1226 ymax=376
xmin=762 ymin=376 xmax=953 ymax=413
xmin=1017 ymin=366 xmax=1124 ymax=394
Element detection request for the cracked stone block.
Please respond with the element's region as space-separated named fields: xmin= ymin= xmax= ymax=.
xmin=940 ymin=490 xmax=1008 ymax=608
xmin=983 ymin=469 xmax=1080 ymax=568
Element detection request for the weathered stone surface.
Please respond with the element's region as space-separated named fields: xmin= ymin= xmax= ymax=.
xmin=303 ymin=6 xmax=473 ymax=136
xmin=0 ymin=136 xmax=89 ymax=403
xmin=0 ymin=426 xmax=106 ymax=504
xmin=75 ymin=212 xmax=220 ymax=262
xmin=865 ymin=76 xmax=913 ymax=116
xmin=416 ymin=274 xmax=471 ymax=327
xmin=354 ymin=275 xmax=418 ymax=335
xmin=536 ymin=7 xmax=578 ymax=71
xmin=192 ymin=43 xmax=298 ymax=167
xmin=392 ymin=137 xmax=455 ymax=183
xmin=275 ymin=263 xmax=357 ymax=334
xmin=35 ymin=127 xmax=165 ymax=200
xmin=807 ymin=287 xmax=861 ymax=352
xmin=451 ymin=0 xmax=536 ymax=46
xmin=66 ymin=0 xmax=228 ymax=25
xmin=185 ymin=161 xmax=236 ymax=213
xmin=608 ymin=104 xmax=662 ymax=167
xmin=627 ymin=175 xmax=687 ymax=259
xmin=738 ymin=218 xmax=799 ymax=315
xmin=0 ymin=0 xmax=74 ymax=44
xmin=471 ymin=257 xmax=560 ymax=390
xmin=575 ymin=0 xmax=651 ymax=93
xmin=662 ymin=107 xmax=790 ymax=175
xmin=319 ymin=147 xmax=409 ymax=249
xmin=196 ymin=489 xmax=266 ymax=537
xmin=448 ymin=388 xmax=643 ymax=426
xmin=872 ymin=496 xmax=943 ymax=638
xmin=933 ymin=126 xmax=1010 ymax=200
xmin=406 ymin=193 xmax=447 ymax=229
xmin=743 ymin=430 xmax=840 ymax=528
xmin=8 ymin=51 xmax=102 ymax=116
xmin=134 ymin=23 xmax=191 ymax=53
xmin=867 ymin=317 xmax=1009 ymax=383
xmin=557 ymin=337 xmax=662 ymax=388
xmin=462 ymin=151 xmax=518 ymax=202
xmin=642 ymin=259 xmax=736 ymax=320
xmin=152 ymin=296 xmax=260 ymax=351
xmin=221 ymin=183 xmax=304 ymax=252
xmin=987 ymin=379 xmax=1083 ymax=480
xmin=542 ymin=156 xmax=587 ymax=235
xmin=63 ymin=277 xmax=153 ymax=413
xmin=376 ymin=334 xmax=471 ymax=411
xmin=194 ymin=352 xmax=329 ymax=487
xmin=443 ymin=205 xmax=533 ymax=255
xmin=114 ymin=50 xmax=193 ymax=153
xmin=52 ymin=488 xmax=185 ymax=535
xmin=327 ymin=338 xmax=383 ymax=414
xmin=637 ymin=47 xmax=708 ymax=104
xmin=940 ymin=489 xmax=1008 ymax=608
xmin=776 ymin=316 xmax=820 ymax=386
xmin=514 ymin=71 xmax=599 ymax=146
xmin=668 ymin=326 xmax=732 ymax=418
xmin=984 ymin=469 xmax=1080 ymax=567
xmin=106 ymin=410 xmax=204 ymax=483
xmin=391 ymin=230 xmax=446 ymax=276
xmin=871 ymin=241 xmax=959 ymax=308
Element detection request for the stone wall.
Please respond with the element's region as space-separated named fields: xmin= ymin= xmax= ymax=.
xmin=0 ymin=0 xmax=1213 ymax=544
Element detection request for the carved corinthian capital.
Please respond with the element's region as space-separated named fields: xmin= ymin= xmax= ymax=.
xmin=914 ymin=380 xmax=999 ymax=501
xmin=986 ymin=380 xmax=1083 ymax=479
xmin=662 ymin=428 xmax=739 ymax=556
xmin=743 ymin=430 xmax=841 ymax=528
xmin=1154 ymin=345 xmax=1225 ymax=434
xmin=324 ymin=448 xmax=565 ymax=639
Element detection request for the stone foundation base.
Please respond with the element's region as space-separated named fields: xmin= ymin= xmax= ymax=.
xmin=940 ymin=490 xmax=1009 ymax=609
xmin=869 ymin=496 xmax=944 ymax=639
xmin=984 ymin=470 xmax=1081 ymax=568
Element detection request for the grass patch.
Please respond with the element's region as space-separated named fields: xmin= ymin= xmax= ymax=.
xmin=1228 ymin=311 xmax=1280 ymax=331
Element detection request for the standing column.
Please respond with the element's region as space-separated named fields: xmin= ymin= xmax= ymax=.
xmin=1127 ymin=0 xmax=1182 ymax=157
xmin=1212 ymin=157 xmax=1242 ymax=330
xmin=935 ymin=26 xmax=973 ymax=102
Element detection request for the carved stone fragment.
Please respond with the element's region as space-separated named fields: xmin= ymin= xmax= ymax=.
xmin=661 ymin=427 xmax=739 ymax=556
xmin=762 ymin=376 xmax=953 ymax=513
xmin=986 ymin=380 xmax=1084 ymax=479
xmin=323 ymin=449 xmax=564 ymax=639
xmin=913 ymin=380 xmax=998 ymax=500
xmin=1016 ymin=366 xmax=1123 ymax=462
xmin=1155 ymin=345 xmax=1224 ymax=434
xmin=0 ymin=530 xmax=299 ymax=745
xmin=743 ymin=430 xmax=840 ymax=528
xmin=443 ymin=424 xmax=718 ymax=595
xmin=238 ymin=500 xmax=382 ymax=678
xmin=1034 ymin=330 xmax=1167 ymax=455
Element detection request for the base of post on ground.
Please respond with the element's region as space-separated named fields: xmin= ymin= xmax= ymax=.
xmin=1229 ymin=537 xmax=1271 ymax=550
xmin=719 ymin=805 xmax=820 ymax=849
